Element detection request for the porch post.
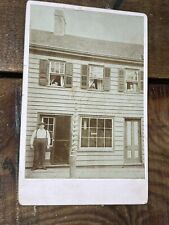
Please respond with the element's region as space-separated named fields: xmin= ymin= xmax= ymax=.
xmin=70 ymin=112 xmax=78 ymax=178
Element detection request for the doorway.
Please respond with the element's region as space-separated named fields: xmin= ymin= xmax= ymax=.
xmin=41 ymin=115 xmax=71 ymax=165
xmin=124 ymin=119 xmax=142 ymax=164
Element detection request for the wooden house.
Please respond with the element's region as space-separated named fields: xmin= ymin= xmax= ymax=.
xmin=25 ymin=10 xmax=145 ymax=178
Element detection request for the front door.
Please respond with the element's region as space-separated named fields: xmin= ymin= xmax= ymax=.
xmin=125 ymin=119 xmax=142 ymax=164
xmin=41 ymin=115 xmax=71 ymax=165
xmin=51 ymin=115 xmax=71 ymax=164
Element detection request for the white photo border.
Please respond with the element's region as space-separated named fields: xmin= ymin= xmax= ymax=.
xmin=19 ymin=0 xmax=148 ymax=205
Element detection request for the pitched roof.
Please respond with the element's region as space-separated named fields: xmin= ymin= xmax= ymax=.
xmin=30 ymin=29 xmax=143 ymax=61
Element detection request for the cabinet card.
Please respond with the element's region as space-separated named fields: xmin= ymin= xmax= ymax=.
xmin=19 ymin=0 xmax=148 ymax=205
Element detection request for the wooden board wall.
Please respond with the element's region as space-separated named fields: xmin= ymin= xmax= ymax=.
xmin=1 ymin=77 xmax=169 ymax=224
xmin=0 ymin=0 xmax=169 ymax=78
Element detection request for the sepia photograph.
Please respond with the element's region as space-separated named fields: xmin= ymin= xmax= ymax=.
xmin=19 ymin=1 xmax=147 ymax=205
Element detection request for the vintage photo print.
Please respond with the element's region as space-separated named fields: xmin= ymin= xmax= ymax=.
xmin=19 ymin=1 xmax=148 ymax=205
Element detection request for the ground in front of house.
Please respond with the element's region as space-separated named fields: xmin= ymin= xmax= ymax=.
xmin=25 ymin=165 xmax=145 ymax=179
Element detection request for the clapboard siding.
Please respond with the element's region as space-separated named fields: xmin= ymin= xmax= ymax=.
xmin=25 ymin=52 xmax=144 ymax=171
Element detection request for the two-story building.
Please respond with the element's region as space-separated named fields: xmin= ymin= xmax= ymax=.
xmin=25 ymin=10 xmax=145 ymax=178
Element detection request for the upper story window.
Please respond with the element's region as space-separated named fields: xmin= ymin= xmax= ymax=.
xmin=118 ymin=68 xmax=143 ymax=93
xmin=81 ymin=64 xmax=111 ymax=91
xmin=50 ymin=61 xmax=65 ymax=87
xmin=39 ymin=59 xmax=73 ymax=88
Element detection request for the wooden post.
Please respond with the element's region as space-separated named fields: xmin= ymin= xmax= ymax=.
xmin=69 ymin=112 xmax=78 ymax=178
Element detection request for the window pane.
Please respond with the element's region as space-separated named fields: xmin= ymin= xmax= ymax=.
xmin=105 ymin=119 xmax=112 ymax=128
xmin=51 ymin=62 xmax=59 ymax=73
xmin=50 ymin=75 xmax=61 ymax=86
xmin=133 ymin=121 xmax=139 ymax=145
xmin=49 ymin=118 xmax=53 ymax=124
xmin=105 ymin=129 xmax=112 ymax=137
xmin=82 ymin=118 xmax=89 ymax=128
xmin=89 ymin=79 xmax=97 ymax=89
xmin=60 ymin=63 xmax=65 ymax=74
xmin=81 ymin=138 xmax=88 ymax=147
xmin=49 ymin=125 xmax=53 ymax=131
xmin=98 ymin=128 xmax=104 ymax=137
xmin=82 ymin=128 xmax=89 ymax=137
xmin=43 ymin=118 xmax=48 ymax=124
xmin=97 ymin=138 xmax=104 ymax=147
xmin=89 ymin=66 xmax=103 ymax=79
xmin=97 ymin=80 xmax=103 ymax=90
xmin=90 ymin=128 xmax=97 ymax=137
xmin=105 ymin=138 xmax=112 ymax=147
xmin=98 ymin=119 xmax=104 ymax=128
xmin=126 ymin=121 xmax=131 ymax=146
xmin=127 ymin=82 xmax=134 ymax=90
xmin=89 ymin=138 xmax=96 ymax=147
xmin=90 ymin=119 xmax=97 ymax=127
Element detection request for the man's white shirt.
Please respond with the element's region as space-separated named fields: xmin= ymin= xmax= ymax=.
xmin=30 ymin=129 xmax=50 ymax=146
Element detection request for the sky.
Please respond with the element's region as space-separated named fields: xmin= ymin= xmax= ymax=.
xmin=30 ymin=4 xmax=145 ymax=44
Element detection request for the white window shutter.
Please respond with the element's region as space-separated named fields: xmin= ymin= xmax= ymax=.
xmin=118 ymin=68 xmax=125 ymax=92
xmin=65 ymin=63 xmax=73 ymax=88
xmin=81 ymin=65 xmax=88 ymax=89
xmin=103 ymin=67 xmax=111 ymax=91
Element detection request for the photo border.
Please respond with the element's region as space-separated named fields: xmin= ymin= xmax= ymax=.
xmin=19 ymin=0 xmax=148 ymax=205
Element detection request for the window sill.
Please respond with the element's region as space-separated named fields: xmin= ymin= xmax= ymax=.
xmin=78 ymin=148 xmax=114 ymax=152
xmin=46 ymin=85 xmax=72 ymax=89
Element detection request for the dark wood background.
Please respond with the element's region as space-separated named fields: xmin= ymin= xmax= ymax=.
xmin=1 ymin=0 xmax=169 ymax=224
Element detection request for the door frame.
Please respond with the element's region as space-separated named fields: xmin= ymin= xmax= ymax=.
xmin=124 ymin=118 xmax=142 ymax=165
xmin=38 ymin=113 xmax=72 ymax=165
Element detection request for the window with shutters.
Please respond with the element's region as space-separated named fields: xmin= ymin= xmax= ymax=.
xmin=39 ymin=59 xmax=73 ymax=88
xmin=118 ymin=68 xmax=143 ymax=93
xmin=81 ymin=64 xmax=111 ymax=91
xmin=80 ymin=117 xmax=113 ymax=151
xmin=89 ymin=65 xmax=104 ymax=90
xmin=125 ymin=69 xmax=143 ymax=93
xmin=49 ymin=61 xmax=72 ymax=88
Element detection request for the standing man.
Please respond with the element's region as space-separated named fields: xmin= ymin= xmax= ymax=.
xmin=30 ymin=122 xmax=50 ymax=170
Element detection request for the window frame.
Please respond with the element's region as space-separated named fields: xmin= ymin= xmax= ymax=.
xmin=79 ymin=116 xmax=114 ymax=152
xmin=124 ymin=68 xmax=143 ymax=93
xmin=40 ymin=115 xmax=55 ymax=147
xmin=48 ymin=60 xmax=66 ymax=87
xmin=47 ymin=60 xmax=73 ymax=88
xmin=81 ymin=64 xmax=111 ymax=92
xmin=124 ymin=118 xmax=143 ymax=165
xmin=88 ymin=64 xmax=104 ymax=91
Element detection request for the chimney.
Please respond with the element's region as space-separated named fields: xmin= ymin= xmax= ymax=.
xmin=54 ymin=10 xmax=65 ymax=36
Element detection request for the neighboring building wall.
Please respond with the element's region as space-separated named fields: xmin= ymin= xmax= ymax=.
xmin=25 ymin=52 xmax=144 ymax=168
